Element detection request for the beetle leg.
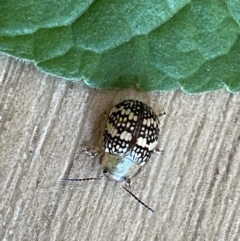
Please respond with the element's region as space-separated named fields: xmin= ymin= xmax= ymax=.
xmin=158 ymin=111 xmax=166 ymax=118
xmin=82 ymin=147 xmax=101 ymax=159
xmin=154 ymin=147 xmax=163 ymax=153
xmin=125 ymin=178 xmax=131 ymax=188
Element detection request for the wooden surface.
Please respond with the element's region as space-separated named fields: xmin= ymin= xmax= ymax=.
xmin=0 ymin=54 xmax=240 ymax=241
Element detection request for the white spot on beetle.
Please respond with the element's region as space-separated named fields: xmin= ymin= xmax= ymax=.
xmin=126 ymin=109 xmax=131 ymax=115
xmin=120 ymin=131 xmax=132 ymax=141
xmin=147 ymin=119 xmax=151 ymax=127
xmin=137 ymin=137 xmax=147 ymax=147
xmin=148 ymin=140 xmax=158 ymax=151
xmin=111 ymin=128 xmax=118 ymax=137
xmin=129 ymin=113 xmax=134 ymax=120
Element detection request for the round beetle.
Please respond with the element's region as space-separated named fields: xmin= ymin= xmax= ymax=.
xmin=62 ymin=99 xmax=164 ymax=212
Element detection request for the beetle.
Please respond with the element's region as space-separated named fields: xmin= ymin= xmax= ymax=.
xmin=61 ymin=99 xmax=164 ymax=212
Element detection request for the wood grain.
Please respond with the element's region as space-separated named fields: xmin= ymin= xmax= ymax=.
xmin=0 ymin=54 xmax=240 ymax=241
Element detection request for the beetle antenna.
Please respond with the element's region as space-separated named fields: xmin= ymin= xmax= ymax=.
xmin=122 ymin=185 xmax=155 ymax=213
xmin=60 ymin=177 xmax=101 ymax=182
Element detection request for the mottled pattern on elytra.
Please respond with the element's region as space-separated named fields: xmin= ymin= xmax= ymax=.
xmin=103 ymin=99 xmax=160 ymax=165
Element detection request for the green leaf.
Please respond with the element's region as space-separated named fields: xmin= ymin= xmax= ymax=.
xmin=0 ymin=0 xmax=240 ymax=93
